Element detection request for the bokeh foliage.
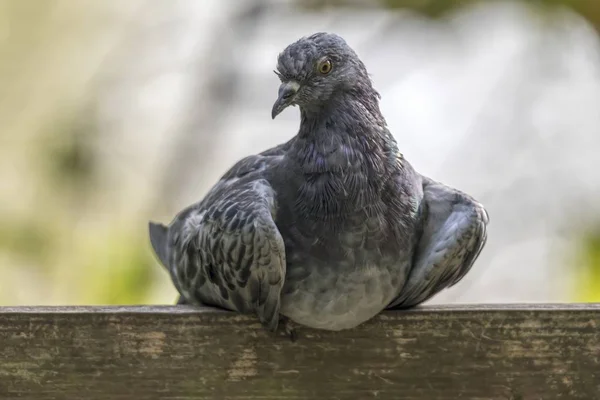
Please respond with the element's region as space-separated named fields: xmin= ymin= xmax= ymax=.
xmin=0 ymin=0 xmax=598 ymax=305
xmin=0 ymin=0 xmax=176 ymax=305
xmin=574 ymin=232 xmax=600 ymax=302
xmin=299 ymin=0 xmax=600 ymax=31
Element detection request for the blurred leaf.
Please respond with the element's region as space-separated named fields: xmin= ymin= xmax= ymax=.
xmin=0 ymin=218 xmax=56 ymax=264
xmin=297 ymin=0 xmax=600 ymax=31
xmin=40 ymin=108 xmax=98 ymax=191
xmin=573 ymin=232 xmax=600 ymax=302
xmin=75 ymin=228 xmax=156 ymax=305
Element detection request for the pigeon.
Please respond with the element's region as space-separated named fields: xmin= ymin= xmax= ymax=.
xmin=149 ymin=32 xmax=489 ymax=335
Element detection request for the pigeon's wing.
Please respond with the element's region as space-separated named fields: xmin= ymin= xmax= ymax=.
xmin=166 ymin=156 xmax=286 ymax=331
xmin=388 ymin=176 xmax=489 ymax=309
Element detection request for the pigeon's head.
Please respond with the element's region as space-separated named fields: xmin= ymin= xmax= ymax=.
xmin=271 ymin=32 xmax=373 ymax=119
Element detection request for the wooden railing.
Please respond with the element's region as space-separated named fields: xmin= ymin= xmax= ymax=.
xmin=1 ymin=304 xmax=598 ymax=399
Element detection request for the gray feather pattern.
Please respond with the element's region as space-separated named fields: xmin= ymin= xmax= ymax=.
xmin=169 ymin=176 xmax=286 ymax=331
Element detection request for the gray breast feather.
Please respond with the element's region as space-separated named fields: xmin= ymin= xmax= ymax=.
xmin=388 ymin=176 xmax=489 ymax=309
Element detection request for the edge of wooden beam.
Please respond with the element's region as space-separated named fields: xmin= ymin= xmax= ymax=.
xmin=0 ymin=302 xmax=598 ymax=314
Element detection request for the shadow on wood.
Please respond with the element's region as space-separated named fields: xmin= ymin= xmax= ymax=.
xmin=0 ymin=304 xmax=599 ymax=399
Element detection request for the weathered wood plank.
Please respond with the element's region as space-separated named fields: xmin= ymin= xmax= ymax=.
xmin=0 ymin=304 xmax=598 ymax=400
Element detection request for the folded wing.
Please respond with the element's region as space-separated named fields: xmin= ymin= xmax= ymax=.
xmin=388 ymin=176 xmax=489 ymax=309
xmin=155 ymin=171 xmax=286 ymax=332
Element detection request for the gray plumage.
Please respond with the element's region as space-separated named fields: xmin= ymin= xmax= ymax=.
xmin=149 ymin=32 xmax=489 ymax=332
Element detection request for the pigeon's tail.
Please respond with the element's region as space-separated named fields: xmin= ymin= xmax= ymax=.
xmin=149 ymin=221 xmax=169 ymax=268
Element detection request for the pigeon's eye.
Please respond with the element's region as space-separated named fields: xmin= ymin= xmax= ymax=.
xmin=318 ymin=59 xmax=332 ymax=75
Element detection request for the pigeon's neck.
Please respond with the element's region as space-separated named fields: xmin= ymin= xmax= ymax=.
xmin=293 ymin=90 xmax=399 ymax=175
xmin=287 ymin=90 xmax=401 ymax=218
xmin=298 ymin=90 xmax=387 ymax=139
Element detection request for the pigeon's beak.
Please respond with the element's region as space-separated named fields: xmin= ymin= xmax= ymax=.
xmin=272 ymin=81 xmax=299 ymax=119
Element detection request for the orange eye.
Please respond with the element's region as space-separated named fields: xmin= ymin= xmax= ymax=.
xmin=318 ymin=59 xmax=332 ymax=74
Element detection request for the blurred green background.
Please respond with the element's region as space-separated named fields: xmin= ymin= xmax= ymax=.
xmin=1 ymin=0 xmax=598 ymax=305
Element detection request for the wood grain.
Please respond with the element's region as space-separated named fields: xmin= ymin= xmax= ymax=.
xmin=0 ymin=304 xmax=598 ymax=399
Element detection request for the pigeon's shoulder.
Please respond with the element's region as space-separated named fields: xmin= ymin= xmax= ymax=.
xmin=219 ymin=141 xmax=290 ymax=182
xmin=185 ymin=141 xmax=291 ymax=223
xmin=386 ymin=154 xmax=424 ymax=204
